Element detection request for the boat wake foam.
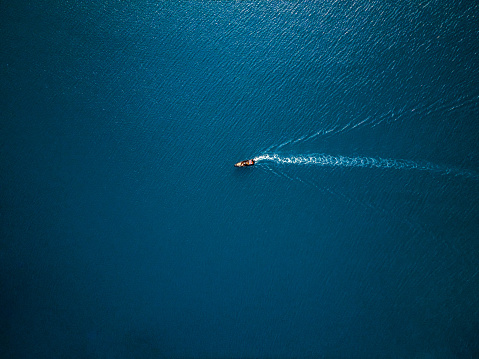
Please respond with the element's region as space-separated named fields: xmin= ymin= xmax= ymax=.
xmin=254 ymin=153 xmax=478 ymax=179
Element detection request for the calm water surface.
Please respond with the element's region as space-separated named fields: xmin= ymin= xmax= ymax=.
xmin=1 ymin=1 xmax=479 ymax=358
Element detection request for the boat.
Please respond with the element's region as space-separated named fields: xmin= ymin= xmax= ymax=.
xmin=234 ymin=159 xmax=255 ymax=167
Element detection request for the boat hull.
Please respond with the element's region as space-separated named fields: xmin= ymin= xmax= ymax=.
xmin=234 ymin=159 xmax=255 ymax=167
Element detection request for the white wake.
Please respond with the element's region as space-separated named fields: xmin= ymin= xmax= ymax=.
xmin=254 ymin=153 xmax=478 ymax=179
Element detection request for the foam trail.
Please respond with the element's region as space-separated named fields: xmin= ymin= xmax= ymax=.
xmin=268 ymin=93 xmax=479 ymax=150
xmin=253 ymin=153 xmax=478 ymax=179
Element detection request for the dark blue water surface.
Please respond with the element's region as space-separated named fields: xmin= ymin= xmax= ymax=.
xmin=2 ymin=1 xmax=479 ymax=358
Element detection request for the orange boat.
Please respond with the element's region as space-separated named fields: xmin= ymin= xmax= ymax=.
xmin=234 ymin=159 xmax=255 ymax=167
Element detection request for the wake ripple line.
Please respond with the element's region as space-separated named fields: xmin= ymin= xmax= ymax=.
xmin=254 ymin=153 xmax=478 ymax=179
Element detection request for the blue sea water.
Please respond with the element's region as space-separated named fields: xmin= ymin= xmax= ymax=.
xmin=1 ymin=1 xmax=479 ymax=358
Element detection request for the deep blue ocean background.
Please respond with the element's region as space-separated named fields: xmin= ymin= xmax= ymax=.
xmin=2 ymin=1 xmax=479 ymax=358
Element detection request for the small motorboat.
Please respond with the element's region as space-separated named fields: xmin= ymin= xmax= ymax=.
xmin=234 ymin=159 xmax=255 ymax=167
